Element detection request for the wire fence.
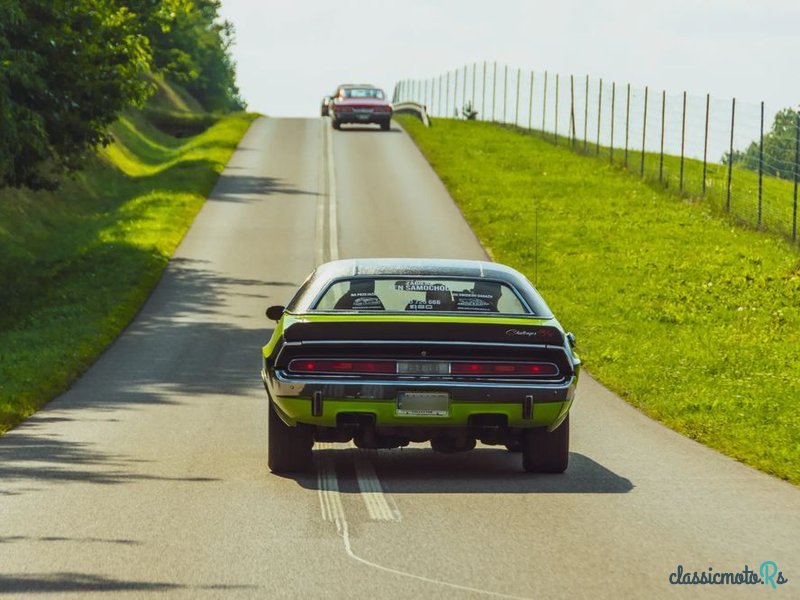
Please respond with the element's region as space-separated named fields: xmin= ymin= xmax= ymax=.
xmin=393 ymin=63 xmax=800 ymax=244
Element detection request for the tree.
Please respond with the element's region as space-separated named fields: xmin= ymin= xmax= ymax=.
xmin=729 ymin=108 xmax=800 ymax=181
xmin=126 ymin=0 xmax=245 ymax=112
xmin=0 ymin=0 xmax=246 ymax=189
xmin=0 ymin=0 xmax=152 ymax=189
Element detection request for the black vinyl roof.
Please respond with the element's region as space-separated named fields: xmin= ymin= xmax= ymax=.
xmin=321 ymin=258 xmax=522 ymax=280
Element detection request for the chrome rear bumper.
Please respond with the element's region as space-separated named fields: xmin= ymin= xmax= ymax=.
xmin=263 ymin=369 xmax=577 ymax=404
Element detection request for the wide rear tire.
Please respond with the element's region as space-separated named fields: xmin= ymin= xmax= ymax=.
xmin=268 ymin=399 xmax=313 ymax=474
xmin=331 ymin=119 xmax=341 ymax=130
xmin=380 ymin=121 xmax=391 ymax=131
xmin=522 ymin=414 xmax=569 ymax=473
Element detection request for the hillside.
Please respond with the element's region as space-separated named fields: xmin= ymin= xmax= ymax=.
xmin=398 ymin=115 xmax=800 ymax=484
xmin=0 ymin=78 xmax=256 ymax=433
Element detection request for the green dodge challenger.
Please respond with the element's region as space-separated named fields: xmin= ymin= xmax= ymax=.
xmin=261 ymin=258 xmax=580 ymax=474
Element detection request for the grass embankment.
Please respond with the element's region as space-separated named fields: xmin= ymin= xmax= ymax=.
xmin=0 ymin=83 xmax=257 ymax=434
xmin=398 ymin=115 xmax=800 ymax=484
xmin=575 ymin=135 xmax=799 ymax=243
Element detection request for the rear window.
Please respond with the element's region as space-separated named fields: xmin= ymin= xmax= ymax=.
xmin=312 ymin=278 xmax=529 ymax=314
xmin=343 ymin=88 xmax=385 ymax=99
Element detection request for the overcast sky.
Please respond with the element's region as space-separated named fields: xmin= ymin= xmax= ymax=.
xmin=218 ymin=0 xmax=800 ymax=118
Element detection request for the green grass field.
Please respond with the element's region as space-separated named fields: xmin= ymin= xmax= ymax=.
xmin=399 ymin=115 xmax=800 ymax=484
xmin=539 ymin=129 xmax=800 ymax=243
xmin=0 ymin=87 xmax=256 ymax=434
xmin=511 ymin=127 xmax=800 ymax=242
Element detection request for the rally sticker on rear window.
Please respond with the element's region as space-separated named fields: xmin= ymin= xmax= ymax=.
xmin=395 ymin=280 xmax=449 ymax=292
xmin=452 ymin=292 xmax=494 ymax=311
xmin=352 ymin=296 xmax=382 ymax=308
xmin=405 ymin=299 xmax=442 ymax=311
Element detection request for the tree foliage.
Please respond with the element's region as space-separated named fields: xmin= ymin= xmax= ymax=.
xmin=729 ymin=108 xmax=800 ymax=181
xmin=1 ymin=1 xmax=152 ymax=189
xmin=127 ymin=0 xmax=245 ymax=112
xmin=0 ymin=0 xmax=245 ymax=190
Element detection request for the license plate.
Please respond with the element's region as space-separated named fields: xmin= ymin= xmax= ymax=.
xmin=396 ymin=392 xmax=449 ymax=417
xmin=397 ymin=361 xmax=450 ymax=375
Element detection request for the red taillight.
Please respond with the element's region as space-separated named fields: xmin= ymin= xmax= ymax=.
xmin=289 ymin=359 xmax=396 ymax=374
xmin=451 ymin=363 xmax=490 ymax=374
xmin=451 ymin=362 xmax=559 ymax=377
xmin=288 ymin=359 xmax=558 ymax=377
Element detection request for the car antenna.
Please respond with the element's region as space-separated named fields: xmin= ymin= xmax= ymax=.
xmin=534 ymin=199 xmax=539 ymax=286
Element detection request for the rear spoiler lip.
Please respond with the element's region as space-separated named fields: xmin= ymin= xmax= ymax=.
xmin=283 ymin=339 xmax=559 ymax=349
xmin=282 ymin=320 xmax=565 ymax=346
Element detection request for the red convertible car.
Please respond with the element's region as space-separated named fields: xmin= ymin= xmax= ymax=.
xmin=329 ymin=85 xmax=392 ymax=131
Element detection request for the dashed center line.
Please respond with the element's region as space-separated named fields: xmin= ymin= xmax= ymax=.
xmin=325 ymin=121 xmax=339 ymax=261
xmin=316 ymin=443 xmax=400 ymax=524
xmin=316 ymin=443 xmax=345 ymax=531
xmin=315 ymin=443 xmax=530 ymax=599
xmin=352 ymin=449 xmax=401 ymax=522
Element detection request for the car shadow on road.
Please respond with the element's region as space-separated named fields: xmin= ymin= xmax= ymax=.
xmin=334 ymin=126 xmax=402 ymax=134
xmin=0 ymin=573 xmax=256 ymax=595
xmin=289 ymin=447 xmax=633 ymax=494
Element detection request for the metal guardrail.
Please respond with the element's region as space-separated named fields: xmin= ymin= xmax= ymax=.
xmin=392 ymin=102 xmax=431 ymax=127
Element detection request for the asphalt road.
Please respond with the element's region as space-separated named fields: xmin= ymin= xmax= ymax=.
xmin=1 ymin=117 xmax=798 ymax=599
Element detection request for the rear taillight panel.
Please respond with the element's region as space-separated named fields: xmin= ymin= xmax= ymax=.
xmin=288 ymin=359 xmax=396 ymax=374
xmin=286 ymin=359 xmax=561 ymax=379
xmin=450 ymin=362 xmax=559 ymax=377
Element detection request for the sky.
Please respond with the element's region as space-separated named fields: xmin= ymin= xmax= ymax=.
xmin=218 ymin=0 xmax=800 ymax=119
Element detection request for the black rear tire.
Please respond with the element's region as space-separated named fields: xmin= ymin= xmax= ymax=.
xmin=521 ymin=414 xmax=569 ymax=473
xmin=268 ymin=399 xmax=313 ymax=474
xmin=332 ymin=119 xmax=341 ymax=130
xmin=380 ymin=121 xmax=391 ymax=131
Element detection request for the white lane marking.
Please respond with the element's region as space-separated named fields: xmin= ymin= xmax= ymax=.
xmin=315 ymin=443 xmax=526 ymax=598
xmin=316 ymin=443 xmax=345 ymax=530
xmin=339 ymin=518 xmax=531 ymax=600
xmin=324 ymin=120 xmax=340 ymax=261
xmin=315 ymin=121 xmax=326 ymax=266
xmin=352 ymin=450 xmax=401 ymax=522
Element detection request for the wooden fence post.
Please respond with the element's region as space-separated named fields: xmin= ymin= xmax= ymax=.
xmin=492 ymin=62 xmax=497 ymax=121
xmin=680 ymin=91 xmax=687 ymax=192
xmin=554 ymin=73 xmax=559 ymax=143
xmin=758 ymin=101 xmax=764 ymax=226
xmin=542 ymin=71 xmax=548 ymax=136
xmin=703 ymin=93 xmax=710 ymax=194
xmin=641 ymin=86 xmax=649 ymax=176
xmin=624 ymin=83 xmax=630 ymax=167
xmin=596 ymin=78 xmax=603 ymax=155
xmin=659 ymin=90 xmax=666 ymax=183
xmin=727 ymin=98 xmax=736 ymax=211
xmin=610 ymin=81 xmax=616 ymax=163
xmin=528 ymin=71 xmax=534 ymax=130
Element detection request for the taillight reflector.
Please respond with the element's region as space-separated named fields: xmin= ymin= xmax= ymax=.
xmin=450 ymin=362 xmax=559 ymax=376
xmin=289 ymin=359 xmax=396 ymax=374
